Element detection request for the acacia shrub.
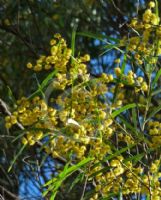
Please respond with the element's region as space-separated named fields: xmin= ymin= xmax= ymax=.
xmin=4 ymin=1 xmax=161 ymax=199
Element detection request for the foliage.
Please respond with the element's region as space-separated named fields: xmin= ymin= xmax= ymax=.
xmin=0 ymin=1 xmax=161 ymax=200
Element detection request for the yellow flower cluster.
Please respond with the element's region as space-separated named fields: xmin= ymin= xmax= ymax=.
xmin=89 ymin=158 xmax=161 ymax=199
xmin=121 ymin=1 xmax=161 ymax=65
xmin=51 ymin=53 xmax=91 ymax=90
xmin=5 ymin=4 xmax=161 ymax=197
xmin=22 ymin=130 xmax=43 ymax=146
xmin=114 ymin=67 xmax=148 ymax=92
xmin=5 ymin=96 xmax=57 ymax=145
xmin=89 ymin=157 xmax=161 ymax=199
xmin=27 ymin=33 xmax=72 ymax=72
xmin=6 ymin=35 xmax=116 ymax=162
xmin=148 ymin=120 xmax=161 ymax=148
xmin=5 ymin=115 xmax=17 ymax=129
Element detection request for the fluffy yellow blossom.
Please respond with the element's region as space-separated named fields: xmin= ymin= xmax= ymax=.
xmin=148 ymin=1 xmax=155 ymax=8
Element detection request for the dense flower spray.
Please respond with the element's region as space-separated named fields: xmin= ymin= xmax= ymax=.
xmin=5 ymin=1 xmax=161 ymax=199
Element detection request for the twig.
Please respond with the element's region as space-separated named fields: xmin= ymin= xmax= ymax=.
xmin=0 ymin=185 xmax=19 ymax=200
xmin=80 ymin=176 xmax=88 ymax=200
xmin=147 ymin=172 xmax=152 ymax=200
xmin=0 ymin=98 xmax=11 ymax=116
xmin=110 ymin=0 xmax=125 ymax=16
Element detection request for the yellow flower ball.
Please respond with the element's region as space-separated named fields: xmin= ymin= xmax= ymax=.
xmin=26 ymin=62 xmax=33 ymax=69
xmin=148 ymin=1 xmax=155 ymax=8
xmin=22 ymin=137 xmax=28 ymax=145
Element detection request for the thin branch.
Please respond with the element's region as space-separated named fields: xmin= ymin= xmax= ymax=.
xmin=0 ymin=23 xmax=38 ymax=58
xmin=80 ymin=176 xmax=88 ymax=200
xmin=110 ymin=0 xmax=125 ymax=16
xmin=0 ymin=185 xmax=19 ymax=200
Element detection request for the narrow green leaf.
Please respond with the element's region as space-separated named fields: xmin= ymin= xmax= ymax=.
xmin=99 ymin=47 xmax=113 ymax=56
xmin=27 ymin=89 xmax=41 ymax=100
xmin=124 ymin=153 xmax=144 ymax=164
xmin=8 ymin=144 xmax=26 ymax=172
xmin=43 ymin=182 xmax=56 ymax=196
xmin=50 ymin=191 xmax=58 ymax=200
xmin=119 ymin=115 xmax=149 ymax=143
xmin=43 ymin=157 xmax=93 ymax=198
xmin=44 ymin=157 xmax=93 ymax=187
xmin=50 ymin=192 xmax=57 ymax=200
xmin=77 ymin=31 xmax=120 ymax=43
xmin=71 ymin=25 xmax=77 ymax=58
xmin=58 ymin=162 xmax=70 ymax=179
xmin=151 ymin=87 xmax=161 ymax=96
xmin=155 ymin=0 xmax=159 ymax=19
xmin=7 ymin=86 xmax=16 ymax=104
xmin=118 ymin=189 xmax=123 ymax=200
xmin=119 ymin=115 xmax=136 ymax=133
xmin=65 ymin=157 xmax=93 ymax=175
xmin=111 ymin=103 xmax=136 ymax=118
xmin=152 ymin=68 xmax=161 ymax=88
xmin=105 ymin=144 xmax=136 ymax=161
xmin=40 ymin=153 xmax=48 ymax=168
xmin=121 ymin=54 xmax=127 ymax=73
xmin=34 ymin=73 xmax=45 ymax=98
xmin=132 ymin=108 xmax=137 ymax=131
xmin=102 ymin=44 xmax=124 ymax=54
xmin=28 ymin=69 xmax=57 ymax=99
xmin=68 ymin=173 xmax=84 ymax=192
xmin=41 ymin=69 xmax=57 ymax=89
xmin=145 ymin=105 xmax=161 ymax=123
xmin=50 ymin=180 xmax=62 ymax=200
xmin=12 ymin=130 xmax=26 ymax=143
xmin=146 ymin=194 xmax=150 ymax=200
